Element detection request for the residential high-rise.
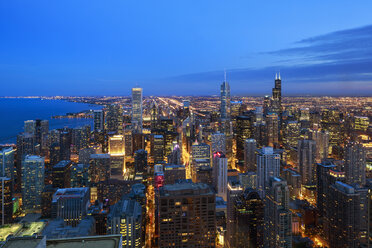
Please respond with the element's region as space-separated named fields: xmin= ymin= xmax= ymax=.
xmin=234 ymin=189 xmax=264 ymax=248
xmin=244 ymin=139 xmax=256 ymax=172
xmin=264 ymin=177 xmax=292 ymax=248
xmin=220 ymin=76 xmax=231 ymax=121
xmin=213 ymin=151 xmax=228 ymax=200
xmin=52 ymin=187 xmax=90 ymax=227
xmin=21 ymin=155 xmax=45 ymax=213
xmin=211 ymin=132 xmax=226 ymax=154
xmin=107 ymin=198 xmax=143 ymax=248
xmin=344 ymin=142 xmax=366 ymax=186
xmin=256 ymin=147 xmax=280 ymax=197
xmin=93 ymin=109 xmax=104 ymax=132
xmin=298 ymin=139 xmax=317 ymax=185
xmin=158 ymin=182 xmax=216 ymax=248
xmin=132 ymin=88 xmax=143 ymax=133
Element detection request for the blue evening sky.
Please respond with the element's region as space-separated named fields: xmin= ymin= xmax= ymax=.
xmin=1 ymin=1 xmax=372 ymax=96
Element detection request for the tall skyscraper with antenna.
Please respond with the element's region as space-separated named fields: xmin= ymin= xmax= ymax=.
xmin=132 ymin=87 xmax=143 ymax=133
xmin=271 ymin=73 xmax=282 ymax=115
xmin=220 ymin=71 xmax=231 ymax=121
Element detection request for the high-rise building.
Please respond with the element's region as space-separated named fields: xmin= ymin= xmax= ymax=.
xmin=298 ymin=139 xmax=317 ymax=185
xmin=353 ymin=116 xmax=369 ymax=132
xmin=244 ymin=139 xmax=256 ymax=172
xmin=93 ymin=109 xmax=104 ymax=132
xmin=52 ymin=160 xmax=72 ymax=189
xmin=158 ymin=182 xmax=216 ymax=248
xmin=108 ymin=135 xmax=125 ymax=178
xmin=220 ymin=77 xmax=231 ymax=121
xmin=283 ymin=121 xmax=300 ymax=148
xmin=132 ymin=88 xmax=143 ymax=133
xmin=151 ymin=134 xmax=164 ymax=164
xmin=106 ymin=104 xmax=123 ymax=135
xmin=72 ymin=125 xmax=90 ymax=152
xmin=163 ymin=164 xmax=186 ymax=185
xmin=213 ymin=152 xmax=228 ymax=200
xmin=236 ymin=116 xmax=253 ymax=161
xmin=21 ymin=155 xmax=45 ymax=213
xmin=327 ymin=182 xmax=369 ymax=248
xmin=70 ymin=163 xmax=90 ymax=188
xmin=89 ymin=154 xmax=111 ymax=184
xmin=0 ymin=147 xmax=14 ymax=179
xmin=226 ymin=179 xmax=243 ymax=248
xmin=310 ymin=130 xmax=329 ymax=163
xmin=134 ymin=149 xmax=147 ymax=173
xmin=0 ymin=177 xmax=12 ymax=225
xmin=234 ymin=189 xmax=264 ymax=248
xmin=264 ymin=177 xmax=292 ymax=248
xmin=256 ymin=147 xmax=280 ymax=197
xmin=265 ymin=113 xmax=279 ymax=148
xmin=270 ymin=73 xmax=282 ymax=115
xmin=321 ymin=109 xmax=341 ymax=149
xmin=211 ymin=132 xmax=226 ymax=154
xmin=107 ymin=198 xmax=143 ymax=248
xmin=344 ymin=142 xmax=366 ymax=186
xmin=52 ymin=187 xmax=90 ymax=227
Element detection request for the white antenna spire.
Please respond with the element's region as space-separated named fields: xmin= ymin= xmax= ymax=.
xmin=224 ymin=69 xmax=227 ymax=82
xmin=279 ymin=71 xmax=281 ymax=80
xmin=275 ymin=73 xmax=278 ymax=80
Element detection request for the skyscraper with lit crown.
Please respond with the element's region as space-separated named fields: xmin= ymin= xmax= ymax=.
xmin=132 ymin=87 xmax=143 ymax=133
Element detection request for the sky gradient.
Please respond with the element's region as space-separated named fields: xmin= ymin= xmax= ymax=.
xmin=1 ymin=1 xmax=372 ymax=96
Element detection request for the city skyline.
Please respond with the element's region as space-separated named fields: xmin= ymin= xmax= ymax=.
xmin=1 ymin=1 xmax=372 ymax=96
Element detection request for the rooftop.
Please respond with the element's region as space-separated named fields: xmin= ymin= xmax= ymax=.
xmin=46 ymin=235 xmax=122 ymax=248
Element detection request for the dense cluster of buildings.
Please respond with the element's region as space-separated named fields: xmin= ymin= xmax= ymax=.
xmin=0 ymin=74 xmax=371 ymax=248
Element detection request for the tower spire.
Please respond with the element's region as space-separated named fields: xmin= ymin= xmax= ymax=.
xmin=275 ymin=73 xmax=278 ymax=80
xmin=224 ymin=69 xmax=227 ymax=82
xmin=278 ymin=71 xmax=281 ymax=80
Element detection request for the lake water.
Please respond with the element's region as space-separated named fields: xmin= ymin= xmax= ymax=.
xmin=0 ymin=98 xmax=103 ymax=144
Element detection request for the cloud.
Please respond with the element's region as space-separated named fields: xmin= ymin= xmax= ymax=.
xmin=167 ymin=25 xmax=372 ymax=95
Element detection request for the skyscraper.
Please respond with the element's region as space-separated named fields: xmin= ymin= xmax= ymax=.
xmin=132 ymin=87 xmax=143 ymax=133
xmin=0 ymin=147 xmax=14 ymax=179
xmin=213 ymin=151 xmax=228 ymax=200
xmin=22 ymin=155 xmax=45 ymax=213
xmin=264 ymin=177 xmax=292 ymax=248
xmin=236 ymin=116 xmax=253 ymax=161
xmin=0 ymin=177 xmax=12 ymax=225
xmin=310 ymin=130 xmax=329 ymax=163
xmin=220 ymin=75 xmax=231 ymax=121
xmin=256 ymin=147 xmax=280 ymax=197
xmin=344 ymin=142 xmax=366 ymax=186
xmin=244 ymin=139 xmax=256 ymax=172
xmin=298 ymin=139 xmax=317 ymax=185
xmin=270 ymin=73 xmax=282 ymax=115
xmin=106 ymin=104 xmax=124 ymax=135
xmin=226 ymin=179 xmax=243 ymax=247
xmin=158 ymin=182 xmax=216 ymax=248
xmin=93 ymin=109 xmax=104 ymax=132
xmin=211 ymin=132 xmax=226 ymax=154
xmin=265 ymin=112 xmax=279 ymax=148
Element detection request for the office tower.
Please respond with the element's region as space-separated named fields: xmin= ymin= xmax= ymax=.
xmin=89 ymin=154 xmax=111 ymax=184
xmin=24 ymin=120 xmax=36 ymax=135
xmin=151 ymin=134 xmax=164 ymax=164
xmin=72 ymin=126 xmax=90 ymax=152
xmin=106 ymin=104 xmax=124 ymax=135
xmin=321 ymin=109 xmax=341 ymax=149
xmin=239 ymin=172 xmax=257 ymax=190
xmin=264 ymin=177 xmax=292 ymax=248
xmin=298 ymin=139 xmax=317 ymax=185
xmin=234 ymin=189 xmax=264 ymax=248
xmin=182 ymin=99 xmax=190 ymax=118
xmin=256 ymin=147 xmax=280 ymax=197
xmin=21 ymin=155 xmax=45 ymax=213
xmin=158 ymin=182 xmax=216 ymax=248
xmin=220 ymin=76 xmax=231 ymax=121
xmin=78 ymin=147 xmax=96 ymax=165
xmin=0 ymin=177 xmax=12 ymax=225
xmin=59 ymin=129 xmax=72 ymax=161
xmin=344 ymin=142 xmax=366 ymax=186
xmin=195 ymin=166 xmax=213 ymax=185
xmin=41 ymin=185 xmax=56 ymax=218
xmin=52 ymin=160 xmax=72 ymax=189
xmin=108 ymin=135 xmax=125 ymax=178
xmin=163 ymin=164 xmax=186 ymax=184
xmin=211 ymin=132 xmax=226 ymax=154
xmin=93 ymin=109 xmax=104 ymax=132
xmin=231 ymin=100 xmax=243 ymax=119
xmin=271 ymin=73 xmax=282 ymax=115
xmin=151 ymin=100 xmax=159 ymax=129
xmin=244 ymin=139 xmax=256 ymax=172
xmin=283 ymin=168 xmax=301 ymax=199
xmin=131 ymin=88 xmax=143 ymax=133
xmin=168 ymin=142 xmax=181 ymax=165
xmin=49 ymin=143 xmax=61 ymax=167
xmin=310 ymin=130 xmax=329 ymax=163
xmin=236 ymin=116 xmax=253 ymax=161
xmin=134 ymin=149 xmax=147 ymax=173
xmin=16 ymin=133 xmax=36 ymax=188
xmin=283 ymin=121 xmax=300 ymax=148
xmin=265 ymin=113 xmax=279 ymax=147
xmin=213 ymin=152 xmax=228 ymax=200
xmin=226 ymin=180 xmax=243 ymax=247
xmin=70 ymin=163 xmax=90 ymax=188
xmin=263 ymin=95 xmax=270 ymax=116
xmin=52 ymin=187 xmax=90 ymax=227
xmin=353 ymin=116 xmax=369 ymax=132
xmin=0 ymin=147 xmax=14 ymax=179
xmin=107 ymin=198 xmax=143 ymax=248
xmin=327 ymin=182 xmax=368 ymax=248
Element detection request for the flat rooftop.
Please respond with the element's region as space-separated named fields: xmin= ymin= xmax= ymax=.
xmin=46 ymin=235 xmax=122 ymax=248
